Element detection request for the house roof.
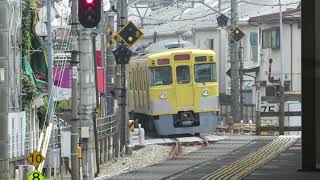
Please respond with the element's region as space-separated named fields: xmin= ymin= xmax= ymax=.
xmin=129 ymin=0 xmax=300 ymax=37
xmin=249 ymin=8 xmax=301 ymax=23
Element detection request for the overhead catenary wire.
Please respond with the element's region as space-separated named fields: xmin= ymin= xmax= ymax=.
xmin=129 ymin=0 xmax=300 ymax=23
xmin=241 ymin=1 xmax=300 ymax=7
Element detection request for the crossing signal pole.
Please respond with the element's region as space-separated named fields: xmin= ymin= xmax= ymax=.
xmin=230 ymin=0 xmax=241 ymax=124
xmin=78 ymin=0 xmax=101 ymax=178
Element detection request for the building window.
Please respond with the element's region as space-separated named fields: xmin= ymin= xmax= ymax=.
xmin=262 ymin=27 xmax=280 ymax=49
xmin=250 ymin=32 xmax=258 ymax=62
xmin=266 ymin=86 xmax=277 ymax=96
xmin=284 ymin=81 xmax=291 ymax=91
xmin=209 ymin=39 xmax=214 ymax=50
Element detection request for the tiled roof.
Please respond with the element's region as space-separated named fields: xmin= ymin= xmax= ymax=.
xmin=249 ymin=8 xmax=301 ymax=23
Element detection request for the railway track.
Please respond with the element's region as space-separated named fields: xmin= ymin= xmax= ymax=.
xmin=109 ymin=136 xmax=296 ymax=180
xmin=169 ymin=139 xmax=182 ymax=159
xmin=201 ymin=136 xmax=298 ymax=180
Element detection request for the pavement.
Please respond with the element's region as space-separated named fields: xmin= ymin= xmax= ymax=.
xmin=245 ymin=139 xmax=320 ymax=180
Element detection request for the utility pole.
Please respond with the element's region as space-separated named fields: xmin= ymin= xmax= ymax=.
xmin=0 ymin=1 xmax=9 ymax=179
xmin=239 ymin=42 xmax=244 ymax=122
xmin=117 ymin=0 xmax=129 ymax=155
xmin=218 ymin=0 xmax=223 ymax=95
xmin=47 ymin=0 xmax=54 ymax=122
xmin=105 ymin=12 xmax=116 ymax=160
xmin=79 ymin=28 xmax=96 ymax=180
xmin=279 ymin=0 xmax=285 ymax=135
xmin=70 ymin=0 xmax=80 ymax=178
xmin=230 ymin=0 xmax=240 ymax=123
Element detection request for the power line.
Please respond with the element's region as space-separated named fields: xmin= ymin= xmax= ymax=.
xmin=242 ymin=1 xmax=300 ymax=7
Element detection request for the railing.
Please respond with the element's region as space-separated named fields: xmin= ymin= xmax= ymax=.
xmin=8 ymin=125 xmax=71 ymax=160
xmin=96 ymin=112 xmax=120 ymax=138
xmin=218 ymin=104 xmax=256 ymax=125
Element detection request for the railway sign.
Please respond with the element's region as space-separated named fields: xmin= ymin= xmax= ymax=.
xmin=256 ymin=90 xmax=261 ymax=112
xmin=27 ymin=150 xmax=45 ymax=167
xmin=129 ymin=120 xmax=134 ymax=132
xmin=229 ymin=27 xmax=245 ymax=42
xmin=217 ymin=14 xmax=229 ymax=27
xmin=28 ymin=170 xmax=44 ymax=180
xmin=105 ymin=27 xmax=118 ymax=48
xmin=118 ymin=21 xmax=143 ymax=47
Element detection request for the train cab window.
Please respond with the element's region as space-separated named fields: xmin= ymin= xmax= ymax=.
xmin=149 ymin=67 xmax=172 ymax=86
xmin=176 ymin=66 xmax=190 ymax=84
xmin=194 ymin=63 xmax=216 ymax=82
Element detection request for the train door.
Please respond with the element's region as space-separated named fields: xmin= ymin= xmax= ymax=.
xmin=175 ymin=65 xmax=194 ymax=109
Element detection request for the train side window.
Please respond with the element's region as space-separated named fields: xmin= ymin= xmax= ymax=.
xmin=176 ymin=66 xmax=190 ymax=84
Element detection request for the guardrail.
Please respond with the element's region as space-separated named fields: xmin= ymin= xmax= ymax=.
xmin=256 ymin=92 xmax=301 ymax=135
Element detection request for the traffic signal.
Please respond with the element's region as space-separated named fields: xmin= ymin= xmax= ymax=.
xmin=217 ymin=14 xmax=229 ymax=27
xmin=112 ymin=45 xmax=132 ymax=64
xmin=78 ymin=0 xmax=101 ymax=28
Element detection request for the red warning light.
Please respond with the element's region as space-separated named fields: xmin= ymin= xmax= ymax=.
xmin=86 ymin=0 xmax=93 ymax=4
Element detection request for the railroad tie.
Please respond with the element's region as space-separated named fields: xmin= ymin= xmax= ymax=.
xmin=202 ymin=136 xmax=298 ymax=180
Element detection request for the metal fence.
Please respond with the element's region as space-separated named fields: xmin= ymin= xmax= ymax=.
xmin=96 ymin=112 xmax=119 ymax=138
xmin=218 ymin=104 xmax=256 ymax=124
xmin=8 ymin=124 xmax=71 ymax=160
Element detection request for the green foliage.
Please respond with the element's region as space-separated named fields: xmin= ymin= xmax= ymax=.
xmin=22 ymin=74 xmax=37 ymax=110
xmin=37 ymin=96 xmax=71 ymax=122
xmin=22 ymin=0 xmax=38 ymax=111
xmin=37 ymin=96 xmax=48 ymax=122
xmin=56 ymin=100 xmax=72 ymax=112
xmin=22 ymin=0 xmax=37 ymax=57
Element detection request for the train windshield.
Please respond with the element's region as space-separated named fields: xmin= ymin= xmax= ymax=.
xmin=149 ymin=67 xmax=172 ymax=86
xmin=194 ymin=63 xmax=216 ymax=83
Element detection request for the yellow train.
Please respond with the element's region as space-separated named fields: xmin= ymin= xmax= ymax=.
xmin=128 ymin=48 xmax=219 ymax=136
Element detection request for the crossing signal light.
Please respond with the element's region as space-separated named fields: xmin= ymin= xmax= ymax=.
xmin=78 ymin=0 xmax=101 ymax=28
xmin=112 ymin=45 xmax=132 ymax=64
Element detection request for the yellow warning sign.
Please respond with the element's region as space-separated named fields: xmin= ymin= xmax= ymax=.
xmin=28 ymin=170 xmax=44 ymax=180
xmin=129 ymin=120 xmax=134 ymax=132
xmin=27 ymin=150 xmax=45 ymax=167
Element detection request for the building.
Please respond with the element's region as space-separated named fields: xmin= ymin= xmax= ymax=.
xmin=249 ymin=8 xmax=301 ymax=96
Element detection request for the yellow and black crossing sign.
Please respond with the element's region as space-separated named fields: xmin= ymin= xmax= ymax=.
xmin=28 ymin=170 xmax=44 ymax=180
xmin=129 ymin=120 xmax=134 ymax=132
xmin=105 ymin=27 xmax=118 ymax=48
xmin=229 ymin=27 xmax=245 ymax=43
xmin=118 ymin=21 xmax=143 ymax=47
xmin=27 ymin=150 xmax=45 ymax=167
xmin=27 ymin=150 xmax=45 ymax=179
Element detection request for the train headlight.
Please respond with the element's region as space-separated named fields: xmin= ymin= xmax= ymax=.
xmin=160 ymin=92 xmax=167 ymax=99
xmin=202 ymin=89 xmax=209 ymax=96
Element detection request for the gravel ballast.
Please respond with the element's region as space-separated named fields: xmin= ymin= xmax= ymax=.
xmin=98 ymin=144 xmax=203 ymax=178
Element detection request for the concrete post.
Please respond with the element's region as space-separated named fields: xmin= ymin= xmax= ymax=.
xmin=0 ymin=1 xmax=9 ymax=179
xmin=70 ymin=0 xmax=80 ymax=178
xmin=230 ymin=0 xmax=240 ymax=123
xmin=79 ymin=29 xmax=96 ymax=180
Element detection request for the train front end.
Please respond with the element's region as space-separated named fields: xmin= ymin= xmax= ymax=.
xmin=148 ymin=49 xmax=219 ymax=135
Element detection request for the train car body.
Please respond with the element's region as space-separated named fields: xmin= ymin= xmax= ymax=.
xmin=128 ymin=48 xmax=219 ymax=136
